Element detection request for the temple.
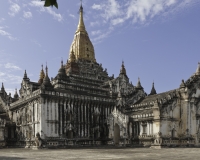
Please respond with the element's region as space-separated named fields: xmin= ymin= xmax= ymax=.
xmin=0 ymin=5 xmax=200 ymax=148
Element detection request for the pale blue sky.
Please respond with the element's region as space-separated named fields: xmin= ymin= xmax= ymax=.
xmin=0 ymin=0 xmax=200 ymax=96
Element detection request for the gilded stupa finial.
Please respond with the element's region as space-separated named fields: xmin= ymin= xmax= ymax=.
xmin=69 ymin=3 xmax=96 ymax=63
xmin=76 ymin=0 xmax=86 ymax=33
xmin=38 ymin=64 xmax=45 ymax=84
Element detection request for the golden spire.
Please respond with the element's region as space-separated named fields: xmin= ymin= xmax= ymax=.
xmin=69 ymin=3 xmax=96 ymax=63
xmin=76 ymin=2 xmax=86 ymax=33
xmin=38 ymin=64 xmax=45 ymax=84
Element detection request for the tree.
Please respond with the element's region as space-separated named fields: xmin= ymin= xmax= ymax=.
xmin=41 ymin=0 xmax=58 ymax=9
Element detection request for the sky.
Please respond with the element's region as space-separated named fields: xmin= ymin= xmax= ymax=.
xmin=0 ymin=0 xmax=200 ymax=96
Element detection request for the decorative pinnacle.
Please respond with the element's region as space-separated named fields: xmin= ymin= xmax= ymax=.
xmin=180 ymin=79 xmax=185 ymax=88
xmin=39 ymin=64 xmax=45 ymax=83
xmin=76 ymin=0 xmax=86 ymax=33
xmin=45 ymin=63 xmax=48 ymax=76
xmin=150 ymin=81 xmax=157 ymax=95
xmin=14 ymin=88 xmax=19 ymax=98
xmin=136 ymin=77 xmax=143 ymax=89
xmin=24 ymin=70 xmax=27 ymax=79
xmin=1 ymin=82 xmax=5 ymax=92
xmin=61 ymin=58 xmax=63 ymax=67
xmin=120 ymin=60 xmax=126 ymax=75
xmin=196 ymin=62 xmax=200 ymax=75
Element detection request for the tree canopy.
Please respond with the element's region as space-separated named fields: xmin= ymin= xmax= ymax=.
xmin=41 ymin=0 xmax=58 ymax=9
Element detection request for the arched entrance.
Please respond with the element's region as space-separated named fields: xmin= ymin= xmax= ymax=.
xmin=114 ymin=123 xmax=120 ymax=145
xmin=67 ymin=130 xmax=73 ymax=139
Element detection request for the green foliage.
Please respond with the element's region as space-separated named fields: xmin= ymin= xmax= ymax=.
xmin=41 ymin=0 xmax=58 ymax=9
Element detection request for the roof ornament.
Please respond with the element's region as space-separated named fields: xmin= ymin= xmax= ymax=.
xmin=38 ymin=64 xmax=45 ymax=84
xmin=24 ymin=70 xmax=27 ymax=79
xmin=23 ymin=70 xmax=30 ymax=81
xmin=45 ymin=62 xmax=48 ymax=76
xmin=196 ymin=62 xmax=200 ymax=75
xmin=61 ymin=57 xmax=63 ymax=67
xmin=76 ymin=0 xmax=85 ymax=33
xmin=149 ymin=81 xmax=157 ymax=95
xmin=136 ymin=77 xmax=143 ymax=89
xmin=42 ymin=62 xmax=52 ymax=86
xmin=70 ymin=49 xmax=76 ymax=62
xmin=14 ymin=88 xmax=19 ymax=99
xmin=120 ymin=60 xmax=127 ymax=76
xmin=1 ymin=82 xmax=5 ymax=92
xmin=180 ymin=79 xmax=186 ymax=88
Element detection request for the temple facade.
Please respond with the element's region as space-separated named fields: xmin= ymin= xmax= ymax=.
xmin=0 ymin=5 xmax=200 ymax=148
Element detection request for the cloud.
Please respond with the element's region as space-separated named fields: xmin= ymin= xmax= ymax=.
xmin=93 ymin=0 xmax=122 ymax=20
xmin=90 ymin=0 xmax=198 ymax=42
xmin=92 ymin=27 xmax=114 ymax=43
xmin=90 ymin=21 xmax=100 ymax=27
xmin=0 ymin=18 xmax=5 ymax=23
xmin=4 ymin=63 xmax=21 ymax=70
xmin=92 ymin=4 xmax=103 ymax=10
xmin=69 ymin=14 xmax=76 ymax=19
xmin=111 ymin=18 xmax=125 ymax=26
xmin=23 ymin=11 xmax=32 ymax=19
xmin=0 ymin=71 xmax=22 ymax=84
xmin=8 ymin=3 xmax=21 ymax=17
xmin=31 ymin=39 xmax=41 ymax=47
xmin=29 ymin=0 xmax=63 ymax=22
xmin=0 ymin=26 xmax=16 ymax=40
xmin=91 ymin=30 xmax=101 ymax=36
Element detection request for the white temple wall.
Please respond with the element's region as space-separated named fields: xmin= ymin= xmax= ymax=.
xmin=173 ymin=104 xmax=180 ymax=119
xmin=40 ymin=100 xmax=46 ymax=139
xmin=190 ymin=103 xmax=196 ymax=136
xmin=51 ymin=101 xmax=54 ymax=137
xmin=160 ymin=121 xmax=168 ymax=136
xmin=55 ymin=101 xmax=59 ymax=137
xmin=181 ymin=100 xmax=188 ymax=135
xmin=153 ymin=121 xmax=160 ymax=134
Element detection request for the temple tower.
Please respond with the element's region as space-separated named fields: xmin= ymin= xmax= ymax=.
xmin=69 ymin=4 xmax=96 ymax=62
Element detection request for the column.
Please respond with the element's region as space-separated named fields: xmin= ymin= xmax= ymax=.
xmin=81 ymin=102 xmax=84 ymax=137
xmin=55 ymin=100 xmax=59 ymax=136
xmin=39 ymin=99 xmax=44 ymax=138
xmin=59 ymin=101 xmax=63 ymax=136
xmin=64 ymin=101 xmax=67 ymax=135
xmin=85 ymin=103 xmax=87 ymax=137
xmin=76 ymin=102 xmax=80 ymax=137
xmin=51 ymin=100 xmax=54 ymax=136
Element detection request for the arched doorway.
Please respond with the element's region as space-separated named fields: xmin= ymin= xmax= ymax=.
xmin=67 ymin=130 xmax=73 ymax=139
xmin=114 ymin=123 xmax=120 ymax=145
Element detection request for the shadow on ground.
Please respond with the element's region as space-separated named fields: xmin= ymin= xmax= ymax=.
xmin=0 ymin=156 xmax=25 ymax=160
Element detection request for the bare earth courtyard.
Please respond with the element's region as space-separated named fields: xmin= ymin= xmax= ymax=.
xmin=0 ymin=148 xmax=200 ymax=160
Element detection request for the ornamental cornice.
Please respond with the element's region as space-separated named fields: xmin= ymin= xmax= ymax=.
xmin=10 ymin=88 xmax=115 ymax=109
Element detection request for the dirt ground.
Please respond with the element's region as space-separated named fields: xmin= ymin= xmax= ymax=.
xmin=0 ymin=147 xmax=200 ymax=160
